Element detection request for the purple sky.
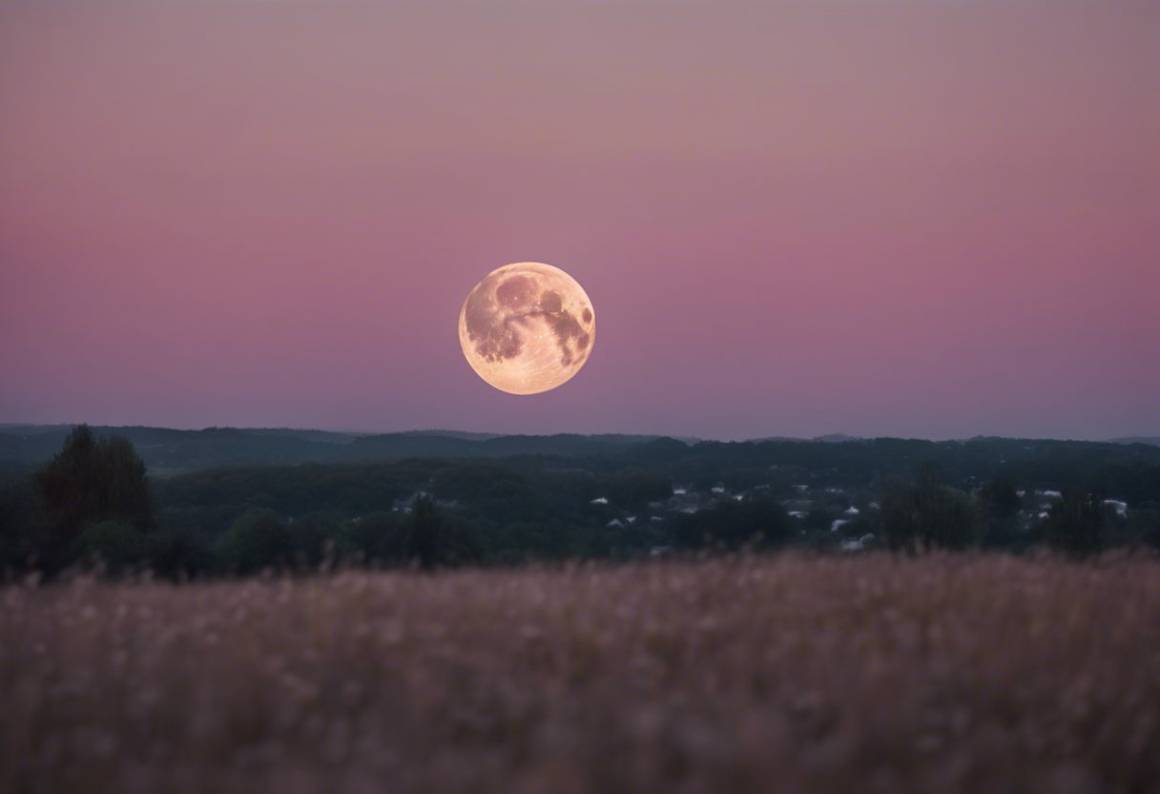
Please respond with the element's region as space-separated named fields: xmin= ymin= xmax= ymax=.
xmin=1 ymin=2 xmax=1158 ymax=439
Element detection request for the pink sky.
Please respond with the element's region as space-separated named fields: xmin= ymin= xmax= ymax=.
xmin=1 ymin=2 xmax=1158 ymax=440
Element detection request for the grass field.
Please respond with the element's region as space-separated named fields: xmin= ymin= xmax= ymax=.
xmin=3 ymin=554 xmax=1158 ymax=794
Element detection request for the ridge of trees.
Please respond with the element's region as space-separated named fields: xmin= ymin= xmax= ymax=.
xmin=0 ymin=426 xmax=1156 ymax=579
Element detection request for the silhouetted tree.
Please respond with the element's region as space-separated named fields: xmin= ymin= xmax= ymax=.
xmin=146 ymin=527 xmax=213 ymax=579
xmin=337 ymin=511 xmax=409 ymax=565
xmin=215 ymin=509 xmax=292 ymax=574
xmin=978 ymin=478 xmax=1022 ymax=549
xmin=285 ymin=512 xmax=339 ymax=569
xmin=881 ymin=468 xmax=978 ymax=552
xmin=1042 ymin=489 xmax=1105 ymax=556
xmin=407 ymin=495 xmax=442 ymax=570
xmin=1130 ymin=508 xmax=1160 ymax=550
xmin=75 ymin=520 xmax=146 ymax=575
xmin=35 ymin=425 xmax=153 ymax=571
xmin=0 ymin=474 xmax=50 ymax=574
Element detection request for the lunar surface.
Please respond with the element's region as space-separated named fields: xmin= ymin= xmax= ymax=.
xmin=458 ymin=262 xmax=596 ymax=395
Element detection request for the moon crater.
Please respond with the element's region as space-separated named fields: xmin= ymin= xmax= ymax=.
xmin=459 ymin=262 xmax=595 ymax=395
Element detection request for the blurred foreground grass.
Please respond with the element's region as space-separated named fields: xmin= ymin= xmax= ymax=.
xmin=3 ymin=554 xmax=1158 ymax=794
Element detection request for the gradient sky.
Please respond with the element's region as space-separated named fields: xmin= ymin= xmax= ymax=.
xmin=1 ymin=1 xmax=1158 ymax=440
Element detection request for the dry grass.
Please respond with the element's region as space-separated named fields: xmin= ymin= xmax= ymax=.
xmin=2 ymin=554 xmax=1158 ymax=794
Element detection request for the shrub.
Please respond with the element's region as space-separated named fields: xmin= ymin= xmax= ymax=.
xmin=214 ymin=509 xmax=292 ymax=574
xmin=74 ymin=520 xmax=146 ymax=574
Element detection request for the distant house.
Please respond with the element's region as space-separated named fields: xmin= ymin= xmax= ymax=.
xmin=393 ymin=490 xmax=431 ymax=513
xmin=844 ymin=506 xmax=860 ymax=516
xmin=841 ymin=533 xmax=876 ymax=553
xmin=606 ymin=518 xmax=624 ymax=528
xmin=668 ymin=489 xmax=707 ymax=515
xmin=711 ymin=485 xmax=726 ymax=495
xmin=788 ymin=511 xmax=806 ymax=520
xmin=831 ymin=519 xmax=849 ymax=533
xmin=1103 ymin=499 xmax=1128 ymax=518
xmin=590 ymin=496 xmax=609 ymax=505
xmin=672 ymin=487 xmax=688 ymax=496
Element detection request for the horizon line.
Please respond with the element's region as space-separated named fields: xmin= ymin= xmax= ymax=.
xmin=1 ymin=422 xmax=1157 ymax=446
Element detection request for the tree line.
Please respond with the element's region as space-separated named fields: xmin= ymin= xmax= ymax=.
xmin=1 ymin=426 xmax=1157 ymax=579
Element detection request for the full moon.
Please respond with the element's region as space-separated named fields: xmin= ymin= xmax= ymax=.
xmin=458 ymin=262 xmax=596 ymax=395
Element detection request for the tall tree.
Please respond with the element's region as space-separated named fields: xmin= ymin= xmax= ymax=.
xmin=1042 ymin=489 xmax=1105 ymax=557
xmin=881 ymin=468 xmax=978 ymax=553
xmin=215 ymin=508 xmax=291 ymax=574
xmin=35 ymin=425 xmax=153 ymax=568
xmin=407 ymin=495 xmax=442 ymax=570
xmin=978 ymin=477 xmax=1022 ymax=549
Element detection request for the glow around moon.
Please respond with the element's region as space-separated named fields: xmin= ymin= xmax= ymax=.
xmin=458 ymin=262 xmax=596 ymax=395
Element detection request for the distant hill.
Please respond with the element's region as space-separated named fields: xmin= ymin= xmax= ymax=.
xmin=1111 ymin=437 xmax=1160 ymax=447
xmin=0 ymin=426 xmax=358 ymax=473
xmin=4 ymin=426 xmax=1160 ymax=487
xmin=751 ymin=434 xmax=863 ymax=444
xmin=0 ymin=426 xmax=676 ymax=473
